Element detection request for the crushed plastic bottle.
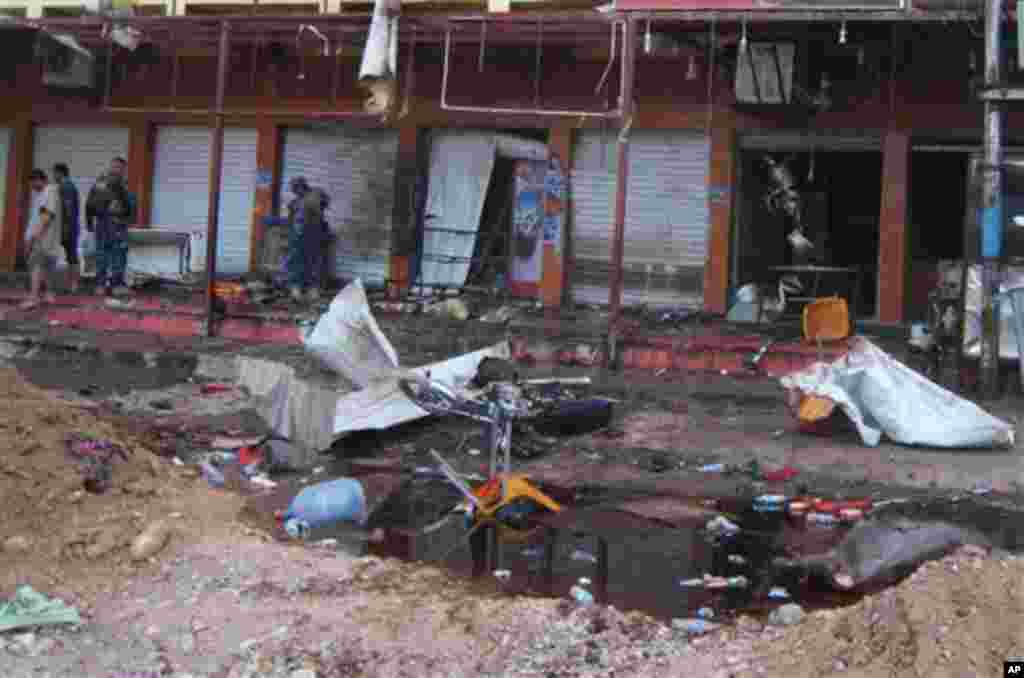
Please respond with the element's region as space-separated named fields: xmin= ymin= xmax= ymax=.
xmin=768 ymin=587 xmax=791 ymax=600
xmin=753 ymin=494 xmax=787 ymax=512
xmin=284 ymin=518 xmax=309 ymax=539
xmin=522 ymin=546 xmax=545 ymax=559
xmin=807 ymin=512 xmax=838 ymax=526
xmin=698 ymin=463 xmax=726 ymax=473
xmin=569 ymin=577 xmax=594 ymax=607
xmin=697 ymin=607 xmax=715 ymax=620
xmin=674 ymin=618 xmax=720 ymax=636
xmin=199 ymin=461 xmax=225 ymax=488
xmin=571 ymin=548 xmax=598 ymax=564
xmin=706 ymin=516 xmax=741 ymax=538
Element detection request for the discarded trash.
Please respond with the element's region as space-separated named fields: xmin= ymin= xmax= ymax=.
xmin=706 ymin=516 xmax=741 ymax=538
xmin=838 ymin=508 xmax=864 ymax=523
xmin=200 ymin=384 xmax=234 ymax=395
xmin=787 ymin=500 xmax=810 ymax=517
xmin=522 ymin=546 xmax=544 ymax=559
xmin=971 ymin=481 xmax=993 ymax=496
xmin=249 ymin=476 xmax=278 ymax=490
xmin=130 ymin=521 xmax=172 ymax=561
xmin=754 ymin=494 xmax=787 ymax=507
xmin=172 ymin=457 xmax=184 ymax=466
xmin=768 ymin=587 xmax=791 ymax=600
xmin=813 ymin=498 xmax=872 ymax=513
xmin=675 ymin=618 xmax=719 ymax=635
xmin=284 ymin=518 xmax=308 ymax=539
xmin=571 ymin=548 xmax=598 ymax=564
xmin=781 ymin=338 xmax=1015 ymax=448
xmin=569 ymin=577 xmax=595 ymax=607
xmin=0 ymin=586 xmax=81 ymax=633
xmin=493 ymin=569 xmax=511 ymax=582
xmin=283 ymin=478 xmax=368 ymax=533
xmin=480 ymin=306 xmax=516 ymax=324
xmin=199 ymin=462 xmax=225 ymax=488
xmin=768 ymin=603 xmax=806 ymax=627
xmin=762 ymin=466 xmax=799 ymax=482
xmin=467 ymin=448 xmax=482 ymax=457
xmin=806 ymin=512 xmax=838 ymax=526
xmin=775 ymin=519 xmax=988 ymax=592
xmin=699 ymin=463 xmax=725 ymax=473
xmin=727 ymin=554 xmax=747 ymax=566
xmin=697 ymin=607 xmax=715 ymax=619
xmin=426 ymin=298 xmax=470 ymax=322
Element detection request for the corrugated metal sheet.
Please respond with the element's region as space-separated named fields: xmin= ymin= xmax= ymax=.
xmin=571 ymin=130 xmax=710 ymax=309
xmin=739 ymin=132 xmax=882 ymax=151
xmin=418 ymin=130 xmax=498 ymax=290
xmin=280 ymin=127 xmax=398 ymax=287
xmin=151 ymin=126 xmax=259 ymax=275
xmin=33 ymin=125 xmax=131 ymax=229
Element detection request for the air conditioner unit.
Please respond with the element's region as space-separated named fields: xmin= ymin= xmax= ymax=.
xmin=37 ymin=33 xmax=97 ymax=90
xmin=734 ymin=42 xmax=796 ymax=105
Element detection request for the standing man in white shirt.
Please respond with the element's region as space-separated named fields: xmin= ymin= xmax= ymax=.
xmin=21 ymin=169 xmax=64 ymax=310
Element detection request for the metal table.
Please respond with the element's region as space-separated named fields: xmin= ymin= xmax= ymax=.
xmin=769 ymin=265 xmax=862 ymax=321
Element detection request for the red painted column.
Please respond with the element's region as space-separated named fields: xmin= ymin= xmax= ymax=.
xmin=1 ymin=118 xmax=32 ymax=272
xmin=878 ymin=130 xmax=910 ymax=325
xmin=542 ymin=123 xmax=571 ymax=309
xmin=704 ymin=117 xmax=735 ymax=315
xmin=249 ymin=120 xmax=282 ymax=273
xmin=127 ymin=119 xmax=155 ymax=227
xmin=388 ymin=123 xmax=419 ymax=297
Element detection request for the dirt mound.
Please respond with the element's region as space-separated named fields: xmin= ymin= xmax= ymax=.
xmin=0 ymin=368 xmax=244 ymax=612
xmin=726 ymin=548 xmax=1024 ymax=677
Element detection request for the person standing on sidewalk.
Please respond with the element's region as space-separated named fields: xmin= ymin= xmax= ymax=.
xmin=285 ymin=176 xmax=329 ymax=303
xmin=85 ymin=157 xmax=135 ymax=297
xmin=20 ymin=169 xmax=63 ymax=310
xmin=53 ymin=163 xmax=81 ymax=293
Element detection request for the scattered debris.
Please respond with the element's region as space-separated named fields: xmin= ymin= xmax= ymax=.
xmin=0 ymin=586 xmax=81 ymax=633
xmin=768 ymin=603 xmax=805 ymax=627
xmin=129 ymin=521 xmax=173 ymax=561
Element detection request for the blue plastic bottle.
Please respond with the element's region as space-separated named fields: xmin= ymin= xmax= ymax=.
xmin=282 ymin=478 xmax=368 ymax=534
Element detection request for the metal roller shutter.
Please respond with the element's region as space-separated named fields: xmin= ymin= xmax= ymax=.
xmin=570 ymin=130 xmax=711 ymax=309
xmin=280 ymin=127 xmax=398 ymax=287
xmin=151 ymin=126 xmax=258 ymax=275
xmin=33 ymin=125 xmax=131 ymax=225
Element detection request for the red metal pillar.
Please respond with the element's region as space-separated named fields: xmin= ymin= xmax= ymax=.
xmin=608 ymin=18 xmax=636 ymax=326
xmin=205 ymin=20 xmax=230 ymax=337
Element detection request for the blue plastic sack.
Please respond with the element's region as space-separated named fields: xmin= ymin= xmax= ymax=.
xmin=283 ymin=478 xmax=368 ymax=534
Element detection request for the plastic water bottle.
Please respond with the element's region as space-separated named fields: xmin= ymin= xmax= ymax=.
xmin=284 ymin=518 xmax=309 ymax=539
xmin=283 ymin=478 xmax=368 ymax=529
xmin=571 ymin=548 xmax=598 ymax=564
xmin=569 ymin=577 xmax=595 ymax=607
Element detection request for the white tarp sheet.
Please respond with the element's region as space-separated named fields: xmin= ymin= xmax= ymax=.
xmin=333 ymin=341 xmax=511 ymax=435
xmin=303 ymin=279 xmax=400 ymax=389
xmin=781 ymin=338 xmax=1015 ymax=449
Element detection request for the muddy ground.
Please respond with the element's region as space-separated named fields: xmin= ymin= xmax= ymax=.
xmin=1 ymin=344 xmax=1023 ymax=677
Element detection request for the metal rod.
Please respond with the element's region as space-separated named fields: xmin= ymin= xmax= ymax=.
xmin=205 ymin=20 xmax=230 ymax=339
xmin=593 ymin=21 xmax=620 ymax=98
xmin=534 ymin=18 xmax=543 ymax=106
xmin=981 ymin=0 xmax=1005 ymax=398
xmin=440 ymin=25 xmax=623 ymax=119
xmin=103 ymin=36 xmax=114 ymax=110
xmin=102 ymin=107 xmax=379 ymax=117
xmin=478 ymin=20 xmax=486 ymax=73
xmin=607 ymin=18 xmax=636 ymax=323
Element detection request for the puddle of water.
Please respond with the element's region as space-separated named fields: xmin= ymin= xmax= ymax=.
xmin=361 ymin=481 xmax=863 ymax=623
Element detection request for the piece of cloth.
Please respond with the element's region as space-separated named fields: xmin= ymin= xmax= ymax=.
xmin=0 ymin=586 xmax=81 ymax=633
xmin=28 ymin=185 xmax=64 ymax=263
xmin=25 ymin=188 xmax=47 ymax=242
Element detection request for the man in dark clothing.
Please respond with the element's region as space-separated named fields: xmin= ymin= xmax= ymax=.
xmin=52 ymin=163 xmax=81 ymax=293
xmin=86 ymin=157 xmax=135 ymax=296
xmin=285 ymin=176 xmax=330 ymax=303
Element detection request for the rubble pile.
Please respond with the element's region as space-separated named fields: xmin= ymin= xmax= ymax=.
xmin=0 ymin=368 xmax=245 ymax=608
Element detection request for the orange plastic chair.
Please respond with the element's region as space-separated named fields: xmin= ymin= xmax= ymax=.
xmin=803 ymin=296 xmax=851 ymax=343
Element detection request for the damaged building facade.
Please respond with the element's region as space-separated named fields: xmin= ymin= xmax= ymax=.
xmin=0 ymin=0 xmax=1016 ymax=325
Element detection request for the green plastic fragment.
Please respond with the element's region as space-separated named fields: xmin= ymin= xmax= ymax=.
xmin=0 ymin=586 xmax=81 ymax=633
